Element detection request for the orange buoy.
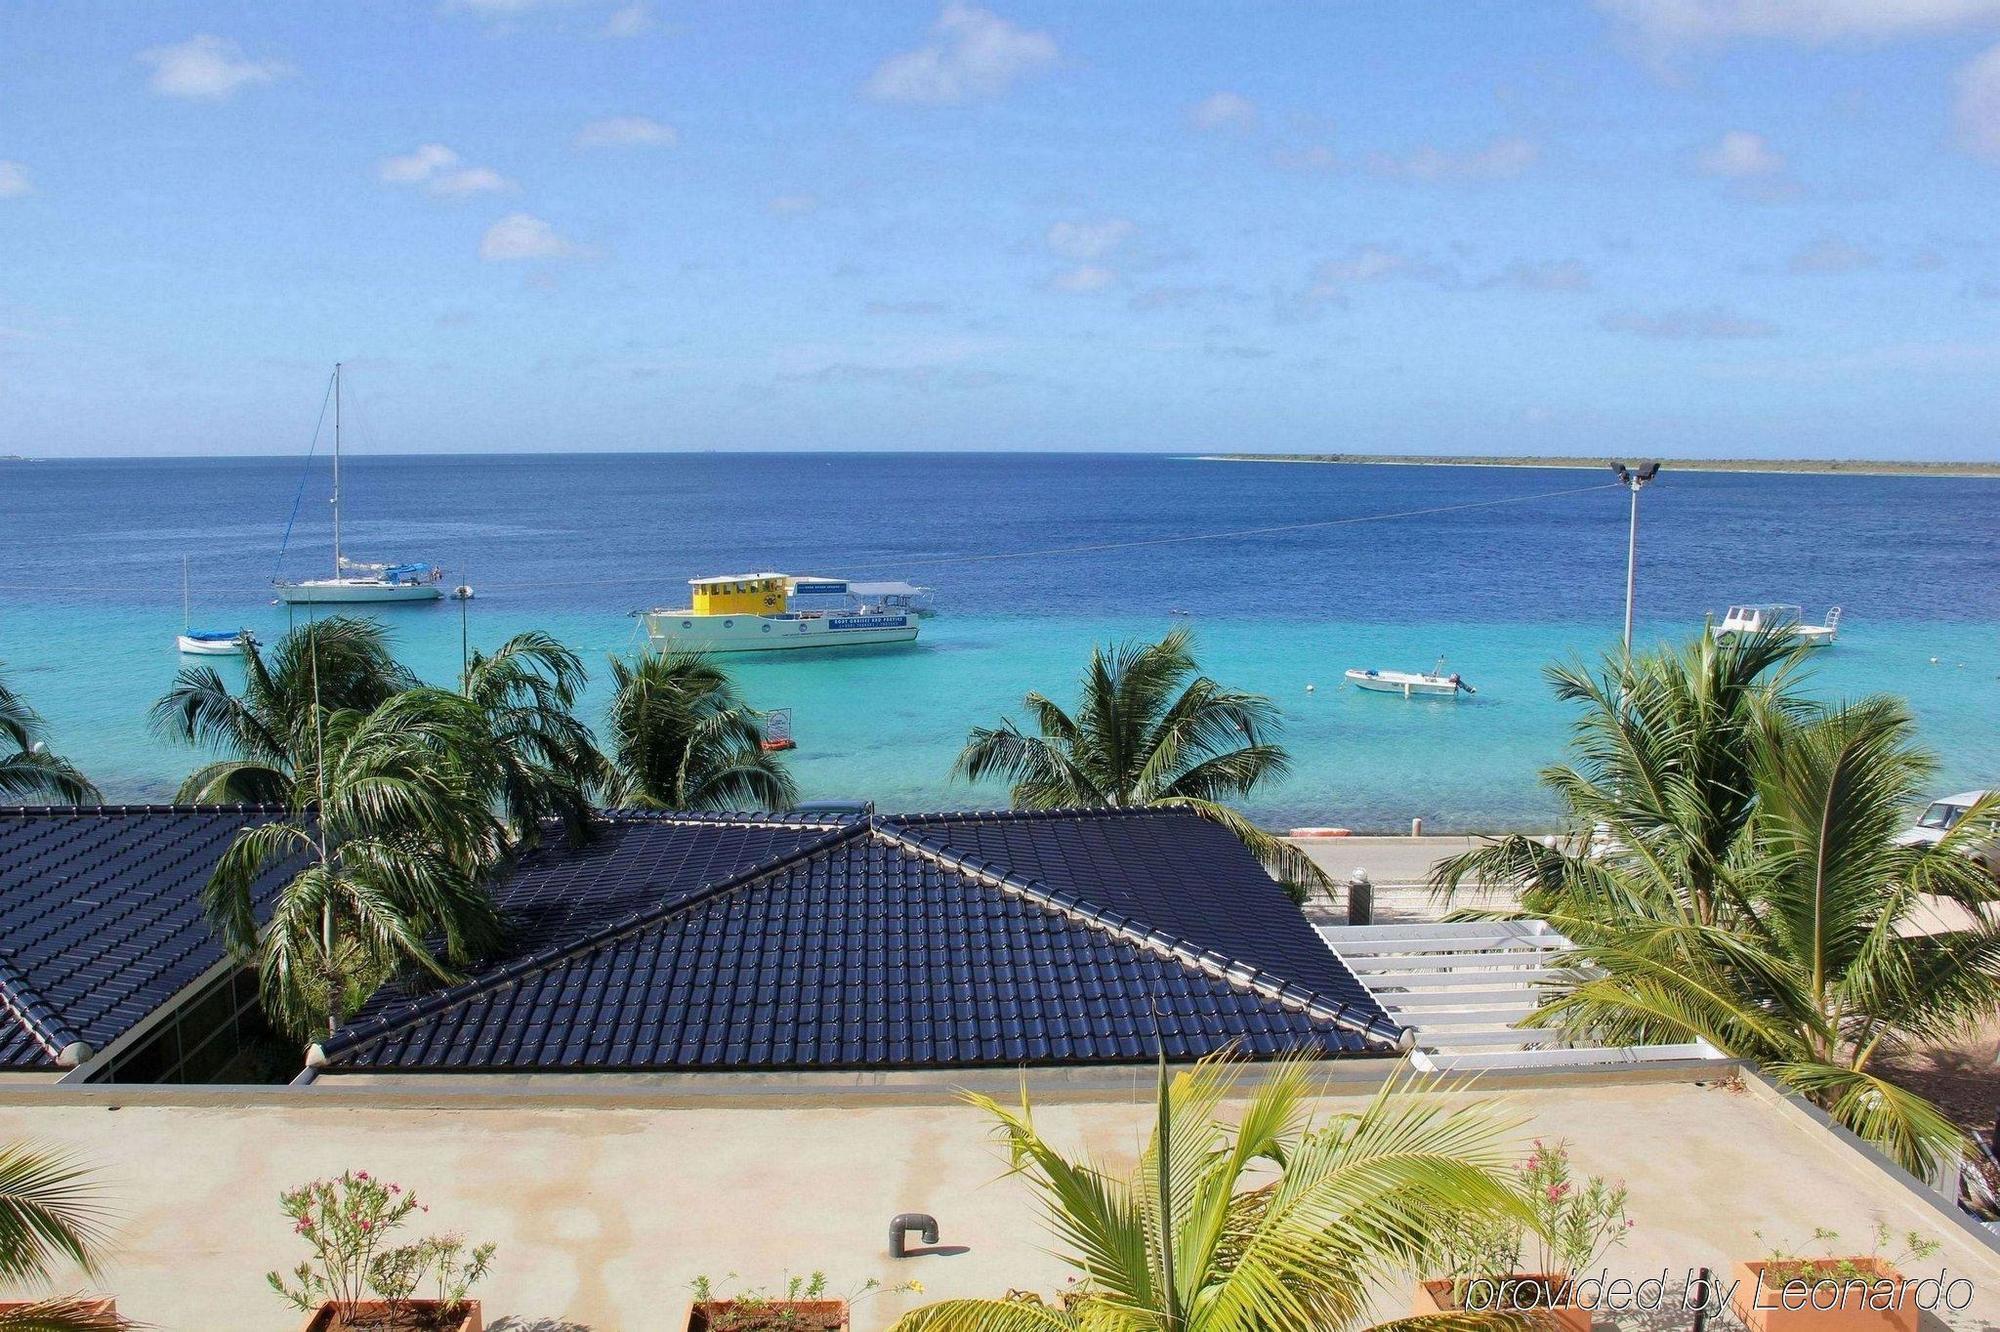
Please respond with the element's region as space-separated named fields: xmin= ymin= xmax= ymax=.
xmin=1289 ymin=827 xmax=1351 ymax=838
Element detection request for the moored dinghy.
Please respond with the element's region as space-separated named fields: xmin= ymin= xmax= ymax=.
xmin=1345 ymin=656 xmax=1476 ymax=699
xmin=175 ymin=557 xmax=255 ymax=656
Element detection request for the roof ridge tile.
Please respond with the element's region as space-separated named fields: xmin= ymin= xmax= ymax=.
xmin=0 ymin=952 xmax=85 ymax=1067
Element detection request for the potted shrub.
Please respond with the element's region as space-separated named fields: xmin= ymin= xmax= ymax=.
xmin=270 ymin=1170 xmax=496 ymax=1332
xmin=685 ymin=1273 xmax=920 ymax=1332
xmin=1417 ymin=1139 xmax=1631 ymax=1332
xmin=1730 ymin=1226 xmax=1938 ymax=1332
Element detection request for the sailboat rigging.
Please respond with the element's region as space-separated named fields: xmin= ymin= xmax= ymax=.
xmin=273 ymin=363 xmax=443 ymax=604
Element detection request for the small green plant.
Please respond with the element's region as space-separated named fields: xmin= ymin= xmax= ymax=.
xmin=1429 ymin=1210 xmax=1522 ymax=1308
xmin=1757 ymin=1223 xmax=1942 ymax=1285
xmin=269 ymin=1171 xmax=496 ymax=1328
xmin=372 ymin=1234 xmax=498 ymax=1311
xmin=689 ymin=1272 xmax=922 ymax=1332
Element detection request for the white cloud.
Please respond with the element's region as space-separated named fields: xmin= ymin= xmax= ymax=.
xmin=1049 ymin=265 xmax=1117 ymax=293
xmin=138 ymin=34 xmax=292 ymax=100
xmin=1046 ymin=218 xmax=1136 ymax=261
xmin=1367 ymin=136 xmax=1538 ymax=181
xmin=1188 ymin=91 xmax=1258 ymax=133
xmin=602 ymin=2 xmax=653 ymax=37
xmin=480 ymin=213 xmax=577 ymax=261
xmin=1272 ymin=144 xmax=1339 ymax=173
xmin=380 ymin=144 xmax=457 ymax=184
xmin=1486 ymin=259 xmax=1595 ymax=292
xmin=768 ymin=194 xmax=820 ymax=216
xmin=1956 ymin=43 xmax=2000 ymax=161
xmin=1699 ymin=129 xmax=1785 ymax=177
xmin=379 ymin=145 xmax=513 ymax=197
xmin=1601 ymin=306 xmax=1778 ymax=339
xmin=1599 ymin=0 xmax=2000 ymax=48
xmin=864 ymin=3 xmax=1058 ymax=105
xmin=575 ymin=116 xmax=678 ymax=149
xmin=1322 ymin=247 xmax=1420 ymax=284
xmin=0 ymin=162 xmax=31 ymax=199
xmin=1788 ymin=236 xmax=1878 ymax=274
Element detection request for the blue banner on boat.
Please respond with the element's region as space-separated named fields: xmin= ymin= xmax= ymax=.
xmin=830 ymin=615 xmax=906 ymax=630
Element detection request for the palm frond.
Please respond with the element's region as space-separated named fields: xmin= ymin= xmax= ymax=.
xmin=0 ymin=1146 xmax=112 ymax=1285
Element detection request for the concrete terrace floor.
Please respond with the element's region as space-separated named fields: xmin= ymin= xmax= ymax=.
xmin=1 ymin=1067 xmax=1996 ymax=1331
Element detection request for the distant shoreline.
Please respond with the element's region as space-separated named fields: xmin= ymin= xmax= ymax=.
xmin=1198 ymin=453 xmax=2000 ymax=478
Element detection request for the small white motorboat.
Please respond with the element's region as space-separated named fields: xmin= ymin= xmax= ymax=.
xmin=1713 ymin=604 xmax=1841 ymax=647
xmin=1345 ymin=656 xmax=1476 ymax=699
xmin=177 ymin=629 xmax=255 ymax=656
xmin=176 ymin=558 xmax=255 ymax=656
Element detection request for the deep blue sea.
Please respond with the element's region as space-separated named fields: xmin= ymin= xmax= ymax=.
xmin=2 ymin=453 xmax=1994 ymax=830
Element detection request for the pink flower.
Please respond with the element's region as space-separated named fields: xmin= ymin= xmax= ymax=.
xmin=358 ymin=1220 xmax=372 ymax=1232
xmin=1546 ymin=1183 xmax=1571 ymax=1201
xmin=356 ymin=1171 xmax=370 ymax=1181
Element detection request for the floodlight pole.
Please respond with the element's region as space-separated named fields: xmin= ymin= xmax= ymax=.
xmin=1609 ymin=461 xmax=1660 ymax=659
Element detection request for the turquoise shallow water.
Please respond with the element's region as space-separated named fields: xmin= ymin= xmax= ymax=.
xmin=2 ymin=452 xmax=1994 ymax=830
xmin=10 ymin=606 xmax=1995 ymax=832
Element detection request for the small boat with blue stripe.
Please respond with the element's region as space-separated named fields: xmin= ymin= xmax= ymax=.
xmin=642 ymin=573 xmax=921 ymax=653
xmin=176 ymin=558 xmax=256 ymax=655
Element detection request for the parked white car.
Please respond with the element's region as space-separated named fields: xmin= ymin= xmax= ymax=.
xmin=1896 ymin=790 xmax=2000 ymax=878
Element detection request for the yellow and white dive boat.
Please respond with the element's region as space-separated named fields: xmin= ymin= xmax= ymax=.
xmin=642 ymin=573 xmax=921 ymax=654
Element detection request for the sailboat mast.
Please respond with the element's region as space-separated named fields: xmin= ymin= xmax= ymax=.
xmin=181 ymin=555 xmax=190 ymax=632
xmin=331 ymin=362 xmax=343 ymax=578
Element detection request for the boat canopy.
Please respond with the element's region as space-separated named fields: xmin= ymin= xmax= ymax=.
xmin=689 ymin=572 xmax=789 ymax=588
xmin=183 ymin=629 xmax=243 ymax=642
xmin=382 ymin=563 xmax=434 ymax=584
xmin=847 ymin=581 xmax=929 ymax=597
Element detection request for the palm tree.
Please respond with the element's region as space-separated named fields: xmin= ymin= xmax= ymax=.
xmin=203 ymin=690 xmax=507 ymax=1040
xmin=152 ymin=617 xmax=416 ymax=804
xmin=1435 ymin=627 xmax=1809 ymax=929
xmin=953 ymin=627 xmax=1331 ymax=901
xmin=0 ymin=667 xmax=97 ymax=805
xmin=890 ymin=1052 xmax=1530 ymax=1332
xmin=457 ymin=631 xmax=604 ymax=847
xmin=0 ymin=1144 xmax=127 ymax=1331
xmin=603 ymin=651 xmax=796 ymax=811
xmin=1435 ymin=638 xmax=2000 ymax=1177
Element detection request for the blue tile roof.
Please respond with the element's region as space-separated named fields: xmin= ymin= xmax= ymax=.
xmin=318 ymin=807 xmax=1402 ymax=1074
xmin=0 ymin=805 xmax=300 ymax=1070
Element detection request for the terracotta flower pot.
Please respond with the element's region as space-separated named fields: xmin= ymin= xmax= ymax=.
xmin=0 ymin=1298 xmax=116 ymax=1318
xmin=299 ymin=1299 xmax=483 ymax=1332
xmin=687 ymin=1298 xmax=851 ymax=1332
xmin=1730 ymin=1259 xmax=1919 ymax=1332
xmin=1416 ymin=1274 xmax=1593 ymax=1332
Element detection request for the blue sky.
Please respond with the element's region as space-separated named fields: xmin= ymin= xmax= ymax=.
xmin=6 ymin=1 xmax=2000 ymax=458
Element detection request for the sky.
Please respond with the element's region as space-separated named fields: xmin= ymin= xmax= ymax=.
xmin=5 ymin=1 xmax=2000 ymax=459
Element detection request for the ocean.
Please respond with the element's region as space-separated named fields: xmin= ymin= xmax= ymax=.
xmin=2 ymin=452 xmax=1994 ymax=831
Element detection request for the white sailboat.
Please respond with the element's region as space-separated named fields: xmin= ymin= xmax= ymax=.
xmin=176 ymin=557 xmax=255 ymax=656
xmin=273 ymin=363 xmax=443 ymax=605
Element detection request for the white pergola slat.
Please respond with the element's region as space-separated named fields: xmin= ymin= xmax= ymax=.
xmin=1317 ymin=918 xmax=1725 ymax=1071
